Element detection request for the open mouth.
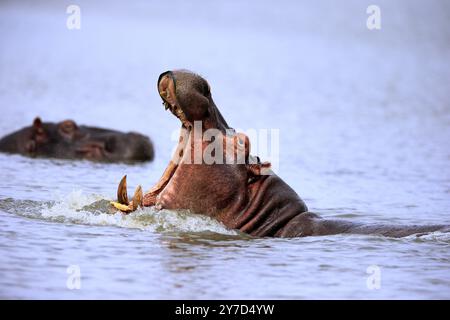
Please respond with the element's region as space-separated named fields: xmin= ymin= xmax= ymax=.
xmin=158 ymin=72 xmax=192 ymax=130
xmin=162 ymin=100 xmax=192 ymax=130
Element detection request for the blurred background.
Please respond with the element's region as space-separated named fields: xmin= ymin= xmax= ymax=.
xmin=0 ymin=0 xmax=449 ymax=299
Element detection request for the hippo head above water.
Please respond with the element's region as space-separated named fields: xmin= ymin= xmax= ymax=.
xmin=112 ymin=70 xmax=304 ymax=234
xmin=0 ymin=117 xmax=154 ymax=163
xmin=109 ymin=69 xmax=448 ymax=238
xmin=157 ymin=70 xmax=229 ymax=132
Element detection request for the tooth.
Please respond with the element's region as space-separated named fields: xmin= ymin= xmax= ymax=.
xmin=131 ymin=185 xmax=143 ymax=211
xmin=117 ymin=175 xmax=129 ymax=204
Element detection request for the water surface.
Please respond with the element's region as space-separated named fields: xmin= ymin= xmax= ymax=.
xmin=0 ymin=0 xmax=449 ymax=299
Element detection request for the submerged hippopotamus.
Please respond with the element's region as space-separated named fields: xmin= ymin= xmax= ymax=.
xmin=110 ymin=70 xmax=448 ymax=238
xmin=0 ymin=117 xmax=154 ymax=162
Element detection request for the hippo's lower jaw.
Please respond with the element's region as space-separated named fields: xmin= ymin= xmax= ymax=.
xmin=109 ymin=70 xmax=448 ymax=238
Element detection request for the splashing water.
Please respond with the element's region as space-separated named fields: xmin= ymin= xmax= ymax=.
xmin=0 ymin=191 xmax=239 ymax=235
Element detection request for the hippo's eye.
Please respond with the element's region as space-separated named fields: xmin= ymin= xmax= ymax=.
xmin=59 ymin=120 xmax=77 ymax=134
xmin=203 ymin=82 xmax=210 ymax=96
xmin=58 ymin=120 xmax=78 ymax=140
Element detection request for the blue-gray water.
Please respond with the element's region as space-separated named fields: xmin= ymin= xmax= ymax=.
xmin=0 ymin=0 xmax=449 ymax=299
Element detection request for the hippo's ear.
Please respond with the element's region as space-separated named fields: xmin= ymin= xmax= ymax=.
xmin=247 ymin=160 xmax=272 ymax=176
xmin=33 ymin=117 xmax=42 ymax=129
xmin=30 ymin=116 xmax=48 ymax=146
xmin=32 ymin=117 xmax=46 ymax=137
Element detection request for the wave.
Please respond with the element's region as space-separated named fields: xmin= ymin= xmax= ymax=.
xmin=0 ymin=191 xmax=238 ymax=236
xmin=404 ymin=231 xmax=450 ymax=243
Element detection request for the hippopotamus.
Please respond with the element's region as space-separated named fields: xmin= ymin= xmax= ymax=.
xmin=110 ymin=70 xmax=448 ymax=238
xmin=0 ymin=117 xmax=154 ymax=162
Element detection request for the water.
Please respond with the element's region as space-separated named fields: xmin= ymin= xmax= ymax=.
xmin=0 ymin=0 xmax=449 ymax=299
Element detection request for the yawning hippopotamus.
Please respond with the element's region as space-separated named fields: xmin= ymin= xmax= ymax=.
xmin=110 ymin=70 xmax=448 ymax=238
xmin=0 ymin=117 xmax=154 ymax=162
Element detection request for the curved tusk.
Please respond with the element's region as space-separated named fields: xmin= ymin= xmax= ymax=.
xmin=131 ymin=185 xmax=143 ymax=211
xmin=117 ymin=175 xmax=129 ymax=204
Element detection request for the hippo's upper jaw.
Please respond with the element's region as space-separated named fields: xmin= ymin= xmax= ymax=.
xmin=158 ymin=71 xmax=191 ymax=129
xmin=157 ymin=70 xmax=229 ymax=133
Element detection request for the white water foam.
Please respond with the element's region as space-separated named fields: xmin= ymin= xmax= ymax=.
xmin=404 ymin=231 xmax=450 ymax=243
xmin=38 ymin=190 xmax=238 ymax=235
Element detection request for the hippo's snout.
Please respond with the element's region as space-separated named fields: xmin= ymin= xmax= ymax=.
xmin=125 ymin=133 xmax=154 ymax=161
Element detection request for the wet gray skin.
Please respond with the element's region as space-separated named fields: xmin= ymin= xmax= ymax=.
xmin=0 ymin=117 xmax=154 ymax=163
